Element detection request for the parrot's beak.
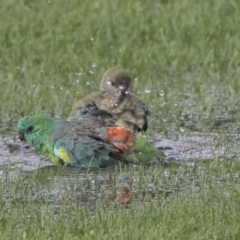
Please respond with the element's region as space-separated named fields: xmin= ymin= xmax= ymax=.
xmin=18 ymin=131 xmax=25 ymax=142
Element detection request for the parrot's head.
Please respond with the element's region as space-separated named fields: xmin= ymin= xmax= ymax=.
xmin=100 ymin=67 xmax=132 ymax=102
xmin=17 ymin=114 xmax=54 ymax=150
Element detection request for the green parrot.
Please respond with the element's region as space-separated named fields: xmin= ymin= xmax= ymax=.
xmin=17 ymin=114 xmax=165 ymax=168
xmin=70 ymin=67 xmax=150 ymax=133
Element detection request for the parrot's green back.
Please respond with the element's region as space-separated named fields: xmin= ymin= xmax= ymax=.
xmin=124 ymin=137 xmax=165 ymax=164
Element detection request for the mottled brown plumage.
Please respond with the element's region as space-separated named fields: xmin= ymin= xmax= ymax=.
xmin=70 ymin=67 xmax=150 ymax=132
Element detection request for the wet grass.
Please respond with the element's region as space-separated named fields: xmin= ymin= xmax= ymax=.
xmin=1 ymin=0 xmax=240 ymax=239
xmin=1 ymin=160 xmax=240 ymax=239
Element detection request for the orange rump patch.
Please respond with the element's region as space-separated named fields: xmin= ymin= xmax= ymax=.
xmin=106 ymin=127 xmax=135 ymax=152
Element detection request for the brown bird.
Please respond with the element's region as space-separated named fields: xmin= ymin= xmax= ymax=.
xmin=70 ymin=67 xmax=150 ymax=133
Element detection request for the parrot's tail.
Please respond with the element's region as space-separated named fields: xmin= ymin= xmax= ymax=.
xmin=106 ymin=127 xmax=135 ymax=152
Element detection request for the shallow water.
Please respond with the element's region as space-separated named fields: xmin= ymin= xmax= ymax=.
xmin=153 ymin=131 xmax=240 ymax=163
xmin=2 ymin=129 xmax=239 ymax=172
xmin=0 ymin=127 xmax=239 ymax=210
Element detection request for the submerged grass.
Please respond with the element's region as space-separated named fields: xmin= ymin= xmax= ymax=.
xmin=1 ymin=0 xmax=240 ymax=239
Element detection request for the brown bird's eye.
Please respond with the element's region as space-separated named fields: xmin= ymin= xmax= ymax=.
xmin=110 ymin=80 xmax=116 ymax=86
xmin=27 ymin=126 xmax=34 ymax=132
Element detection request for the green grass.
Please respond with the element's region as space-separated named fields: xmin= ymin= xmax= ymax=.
xmin=1 ymin=0 xmax=240 ymax=239
xmin=1 ymin=0 xmax=240 ymax=133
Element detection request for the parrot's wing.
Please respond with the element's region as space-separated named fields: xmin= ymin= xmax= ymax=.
xmin=53 ymin=135 xmax=121 ymax=168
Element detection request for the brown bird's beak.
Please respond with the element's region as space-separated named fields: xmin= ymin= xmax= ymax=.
xmin=18 ymin=131 xmax=25 ymax=142
xmin=119 ymin=85 xmax=127 ymax=92
xmin=119 ymin=85 xmax=129 ymax=97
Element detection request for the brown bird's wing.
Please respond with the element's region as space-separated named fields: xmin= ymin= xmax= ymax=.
xmin=101 ymin=94 xmax=150 ymax=132
xmin=137 ymin=100 xmax=150 ymax=131
xmin=70 ymin=92 xmax=103 ymax=116
xmin=71 ymin=94 xmax=150 ymax=132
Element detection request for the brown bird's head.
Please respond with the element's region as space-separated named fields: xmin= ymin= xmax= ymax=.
xmin=100 ymin=67 xmax=132 ymax=103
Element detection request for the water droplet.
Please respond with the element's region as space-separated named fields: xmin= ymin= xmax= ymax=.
xmin=134 ymin=78 xmax=138 ymax=81
xmin=66 ymin=91 xmax=69 ymax=94
xmin=119 ymin=49 xmax=122 ymax=52
xmin=174 ymin=103 xmax=178 ymax=107
xmin=89 ymin=70 xmax=94 ymax=74
xmin=51 ymin=86 xmax=54 ymax=89
xmin=76 ymin=79 xmax=79 ymax=83
xmin=180 ymin=127 xmax=185 ymax=132
xmin=144 ymin=89 xmax=151 ymax=94
xmin=92 ymin=63 xmax=97 ymax=68
xmin=77 ymin=72 xmax=82 ymax=76
xmin=17 ymin=66 xmax=19 ymax=69
xmin=110 ymin=46 xmax=113 ymax=49
xmin=90 ymin=38 xmax=94 ymax=41
xmin=60 ymin=86 xmax=63 ymax=90
xmin=86 ymin=82 xmax=90 ymax=85
xmin=159 ymin=90 xmax=164 ymax=96
xmin=76 ymin=91 xmax=79 ymax=94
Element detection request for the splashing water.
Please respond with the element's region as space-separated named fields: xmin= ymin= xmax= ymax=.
xmin=144 ymin=89 xmax=151 ymax=94
xmin=159 ymin=90 xmax=164 ymax=96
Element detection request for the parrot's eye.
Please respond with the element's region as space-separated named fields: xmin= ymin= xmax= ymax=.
xmin=27 ymin=126 xmax=34 ymax=132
